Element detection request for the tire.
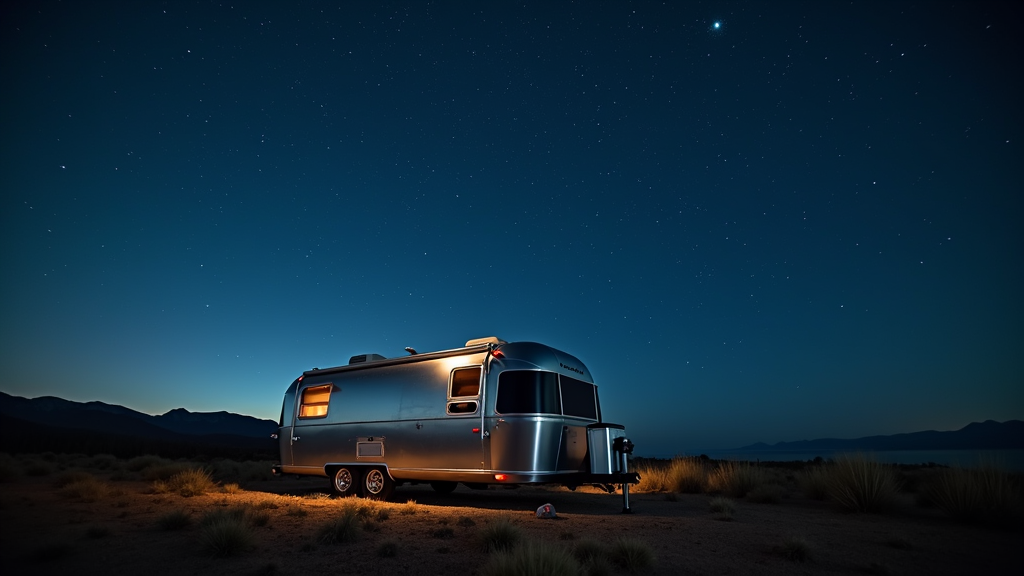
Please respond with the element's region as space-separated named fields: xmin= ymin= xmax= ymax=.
xmin=430 ymin=481 xmax=458 ymax=494
xmin=329 ymin=466 xmax=361 ymax=497
xmin=362 ymin=466 xmax=394 ymax=500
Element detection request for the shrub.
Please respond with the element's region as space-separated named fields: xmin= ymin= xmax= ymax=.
xmin=58 ymin=476 xmax=108 ymax=502
xmin=634 ymin=457 xmax=708 ymax=493
xmin=708 ymin=496 xmax=736 ymax=519
xmin=826 ymin=455 xmax=901 ymax=513
xmin=774 ymin=536 xmax=811 ymax=562
xmin=163 ymin=468 xmax=217 ymax=497
xmin=126 ymin=455 xmax=168 ymax=472
xmin=608 ymin=537 xmax=656 ymax=572
xmin=572 ymin=537 xmax=606 ymax=565
xmin=157 ymin=509 xmax=192 ymax=530
xmin=377 ymin=539 xmax=399 ymax=558
xmin=316 ymin=508 xmax=362 ymax=544
xmin=798 ymin=465 xmax=830 ymax=500
xmin=926 ymin=465 xmax=1022 ymax=524
xmin=481 ymin=541 xmax=582 ymax=576
xmin=199 ymin=516 xmax=254 ymax=557
xmin=708 ymin=462 xmax=766 ymax=498
xmin=399 ymin=499 xmax=421 ymax=515
xmin=457 ymin=516 xmax=476 ymax=528
xmin=26 ymin=461 xmax=54 ymax=476
xmin=478 ymin=517 xmax=523 ymax=553
xmin=86 ymin=454 xmax=119 ymax=471
xmin=431 ymin=527 xmax=455 ymax=539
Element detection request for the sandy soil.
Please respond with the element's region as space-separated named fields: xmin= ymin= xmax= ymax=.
xmin=1 ymin=472 xmax=1021 ymax=576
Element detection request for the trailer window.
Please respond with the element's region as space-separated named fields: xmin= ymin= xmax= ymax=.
xmin=560 ymin=376 xmax=598 ymax=420
xmin=496 ymin=371 xmax=560 ymax=415
xmin=450 ymin=367 xmax=481 ymax=398
xmin=298 ymin=384 xmax=332 ymax=419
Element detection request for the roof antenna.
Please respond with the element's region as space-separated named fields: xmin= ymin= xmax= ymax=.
xmin=404 ymin=347 xmax=417 ymax=355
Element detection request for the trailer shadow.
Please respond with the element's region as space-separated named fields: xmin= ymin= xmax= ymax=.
xmin=255 ymin=475 xmax=689 ymax=517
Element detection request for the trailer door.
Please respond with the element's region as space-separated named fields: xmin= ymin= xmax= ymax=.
xmin=436 ymin=366 xmax=485 ymax=470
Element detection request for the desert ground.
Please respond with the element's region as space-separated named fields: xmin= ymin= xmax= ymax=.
xmin=0 ymin=454 xmax=1021 ymax=576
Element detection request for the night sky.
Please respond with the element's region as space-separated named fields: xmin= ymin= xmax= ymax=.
xmin=2 ymin=1 xmax=1021 ymax=456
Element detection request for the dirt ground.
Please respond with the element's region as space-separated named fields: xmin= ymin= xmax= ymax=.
xmin=1 ymin=471 xmax=1021 ymax=576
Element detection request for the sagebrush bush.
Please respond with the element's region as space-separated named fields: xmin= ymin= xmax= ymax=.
xmin=927 ymin=465 xmax=1022 ymax=524
xmin=826 ymin=455 xmax=901 ymax=513
xmin=478 ymin=517 xmax=523 ymax=553
xmin=481 ymin=541 xmax=582 ymax=576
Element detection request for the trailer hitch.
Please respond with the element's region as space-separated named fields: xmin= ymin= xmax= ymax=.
xmin=613 ymin=437 xmax=635 ymax=513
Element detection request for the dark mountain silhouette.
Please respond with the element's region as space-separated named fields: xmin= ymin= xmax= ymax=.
xmin=0 ymin=391 xmax=278 ymax=459
xmin=736 ymin=420 xmax=1024 ymax=452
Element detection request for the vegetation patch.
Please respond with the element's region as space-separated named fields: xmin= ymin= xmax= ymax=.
xmin=57 ymin=475 xmax=108 ymax=502
xmin=826 ymin=455 xmax=901 ymax=513
xmin=774 ymin=536 xmax=812 ymax=562
xmin=478 ymin=517 xmax=524 ymax=553
xmin=708 ymin=496 xmax=736 ymax=520
xmin=316 ymin=507 xmax=362 ymax=544
xmin=481 ymin=540 xmax=582 ymax=576
xmin=609 ymin=536 xmax=656 ymax=572
xmin=198 ymin=515 xmax=255 ymax=557
xmin=926 ymin=465 xmax=1022 ymax=525
xmin=708 ymin=461 xmax=766 ymax=498
xmin=376 ymin=539 xmax=399 ymax=558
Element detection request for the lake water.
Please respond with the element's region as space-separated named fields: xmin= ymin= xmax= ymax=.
xmin=676 ymin=449 xmax=1024 ymax=471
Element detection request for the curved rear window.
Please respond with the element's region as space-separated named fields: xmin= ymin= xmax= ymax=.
xmin=496 ymin=370 xmax=560 ymax=415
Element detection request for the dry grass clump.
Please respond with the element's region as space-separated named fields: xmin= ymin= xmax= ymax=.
xmin=798 ymin=464 xmax=831 ymax=500
xmin=826 ymin=454 xmax=901 ymax=513
xmin=634 ymin=457 xmax=709 ymax=493
xmin=707 ymin=461 xmax=767 ymax=498
xmin=481 ymin=540 xmax=582 ymax=576
xmin=926 ymin=465 xmax=1022 ymax=524
xmin=708 ymin=496 xmax=736 ymax=520
xmin=774 ymin=536 xmax=812 ymax=562
xmin=478 ymin=517 xmax=524 ymax=553
xmin=376 ymin=539 xmax=399 ymax=558
xmin=316 ymin=506 xmax=362 ymax=544
xmin=609 ymin=536 xmax=656 ymax=572
xmin=56 ymin=473 xmax=109 ymax=502
xmin=198 ymin=512 xmax=255 ymax=557
xmin=154 ymin=467 xmax=217 ymax=497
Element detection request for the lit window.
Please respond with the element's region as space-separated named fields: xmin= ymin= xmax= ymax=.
xmin=298 ymin=384 xmax=332 ymax=418
xmin=450 ymin=367 xmax=481 ymax=398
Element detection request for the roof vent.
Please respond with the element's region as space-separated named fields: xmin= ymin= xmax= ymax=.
xmin=349 ymin=353 xmax=386 ymax=365
xmin=465 ymin=336 xmax=507 ymax=347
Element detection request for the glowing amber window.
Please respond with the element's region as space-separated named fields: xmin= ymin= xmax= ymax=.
xmin=298 ymin=384 xmax=332 ymax=418
xmin=450 ymin=367 xmax=481 ymax=398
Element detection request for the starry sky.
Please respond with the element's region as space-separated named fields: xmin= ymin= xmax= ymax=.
xmin=2 ymin=1 xmax=1021 ymax=456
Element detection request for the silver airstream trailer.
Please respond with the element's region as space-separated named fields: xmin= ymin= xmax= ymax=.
xmin=273 ymin=337 xmax=638 ymax=509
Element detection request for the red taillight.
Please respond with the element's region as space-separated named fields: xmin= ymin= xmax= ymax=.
xmin=472 ymin=428 xmax=480 ymax=434
xmin=494 ymin=474 xmax=507 ymax=481
xmin=492 ymin=350 xmax=504 ymax=359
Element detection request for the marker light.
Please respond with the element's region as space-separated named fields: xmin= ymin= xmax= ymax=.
xmin=492 ymin=350 xmax=505 ymax=359
xmin=472 ymin=428 xmax=480 ymax=434
xmin=494 ymin=474 xmax=508 ymax=481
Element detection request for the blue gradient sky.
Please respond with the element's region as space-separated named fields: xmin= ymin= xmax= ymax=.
xmin=2 ymin=1 xmax=1021 ymax=456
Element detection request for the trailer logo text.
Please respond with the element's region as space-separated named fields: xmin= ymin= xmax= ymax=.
xmin=559 ymin=362 xmax=584 ymax=375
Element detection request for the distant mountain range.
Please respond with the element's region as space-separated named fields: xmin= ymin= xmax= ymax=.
xmin=0 ymin=391 xmax=279 ymax=459
xmin=736 ymin=420 xmax=1024 ymax=452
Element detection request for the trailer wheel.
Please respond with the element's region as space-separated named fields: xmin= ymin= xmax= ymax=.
xmin=329 ymin=466 xmax=360 ymax=497
xmin=430 ymin=481 xmax=457 ymax=494
xmin=362 ymin=467 xmax=394 ymax=500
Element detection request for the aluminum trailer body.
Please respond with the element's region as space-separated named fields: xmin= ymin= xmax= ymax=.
xmin=273 ymin=337 xmax=637 ymax=505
